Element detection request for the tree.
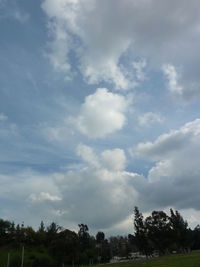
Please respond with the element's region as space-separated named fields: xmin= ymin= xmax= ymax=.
xmin=0 ymin=219 xmax=12 ymax=245
xmin=49 ymin=229 xmax=79 ymax=265
xmin=128 ymin=234 xmax=137 ymax=252
xmin=78 ymin=224 xmax=90 ymax=249
xmin=170 ymin=209 xmax=191 ymax=252
xmin=96 ymin=232 xmax=105 ymax=244
xmin=46 ymin=222 xmax=61 ymax=244
xmin=38 ymin=221 xmax=45 ymax=233
xmin=37 ymin=221 xmax=46 ymax=245
xmin=101 ymin=239 xmax=111 ymax=262
xmin=145 ymin=211 xmax=172 ymax=254
xmin=24 ymin=226 xmax=36 ymax=245
xmin=192 ymin=225 xmax=200 ymax=250
xmin=133 ymin=207 xmax=151 ymax=256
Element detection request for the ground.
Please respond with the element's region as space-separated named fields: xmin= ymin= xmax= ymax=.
xmin=1 ymin=249 xmax=200 ymax=267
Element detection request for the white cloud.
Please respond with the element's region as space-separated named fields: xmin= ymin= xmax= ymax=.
xmin=133 ymin=118 xmax=200 ymax=160
xmin=131 ymin=118 xmax=200 ymax=212
xmin=42 ymin=0 xmax=200 ymax=96
xmin=180 ymin=208 xmax=200 ymax=229
xmin=77 ymin=143 xmax=99 ymax=168
xmin=37 ymin=116 xmax=200 ymax=231
xmin=52 ymin=145 xmax=140 ymax=229
xmin=2 ymin=123 xmax=200 ymax=232
xmin=101 ymin=149 xmax=126 ymax=172
xmin=71 ymin=88 xmax=130 ymax=138
xmin=0 ymin=169 xmax=61 ymax=226
xmin=76 ymin=145 xmax=126 ymax=172
xmin=41 ymin=0 xmax=135 ymax=89
xmin=162 ymin=64 xmax=183 ymax=94
xmin=138 ymin=112 xmax=164 ymax=127
xmin=29 ymin=192 xmax=61 ymax=203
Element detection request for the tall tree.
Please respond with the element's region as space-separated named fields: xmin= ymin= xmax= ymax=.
xmin=133 ymin=207 xmax=151 ymax=256
xmin=49 ymin=229 xmax=79 ymax=266
xmin=96 ymin=232 xmax=105 ymax=244
xmin=170 ymin=209 xmax=191 ymax=252
xmin=145 ymin=211 xmax=172 ymax=254
xmin=78 ymin=224 xmax=90 ymax=249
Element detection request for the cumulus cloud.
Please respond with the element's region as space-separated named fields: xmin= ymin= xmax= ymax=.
xmin=101 ymin=149 xmax=126 ymax=172
xmin=71 ymin=88 xmax=130 ymax=138
xmin=133 ymin=118 xmax=200 ymax=160
xmin=131 ymin=118 xmax=200 ymax=212
xmin=0 ymin=146 xmax=139 ymax=232
xmin=52 ymin=126 xmax=200 ymax=230
xmin=42 ymin=0 xmax=200 ymax=96
xmin=52 ymin=145 xmax=140 ymax=229
xmin=27 ymin=118 xmax=200 ymax=231
xmin=0 ymin=169 xmax=61 ymax=226
xmin=42 ymin=0 xmax=132 ymax=88
xmin=3 ymin=118 xmax=200 ymax=232
xmin=41 ymin=118 xmax=200 ymax=229
xmin=77 ymin=143 xmax=99 ymax=168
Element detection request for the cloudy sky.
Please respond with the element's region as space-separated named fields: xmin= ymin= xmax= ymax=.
xmin=1 ymin=0 xmax=200 ymax=235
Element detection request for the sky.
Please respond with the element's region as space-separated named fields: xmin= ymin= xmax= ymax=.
xmin=1 ymin=0 xmax=200 ymax=235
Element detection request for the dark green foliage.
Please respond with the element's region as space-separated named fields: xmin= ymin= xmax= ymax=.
xmin=46 ymin=222 xmax=61 ymax=245
xmin=96 ymin=231 xmax=105 ymax=243
xmin=32 ymin=256 xmax=52 ymax=267
xmin=101 ymin=239 xmax=111 ymax=262
xmin=170 ymin=208 xmax=192 ymax=252
xmin=78 ymin=223 xmax=90 ymax=249
xmin=0 ymin=207 xmax=199 ymax=266
xmin=192 ymin=225 xmax=200 ymax=250
xmin=134 ymin=206 xmax=152 ymax=256
xmin=133 ymin=207 xmax=194 ymax=255
xmin=10 ymin=254 xmax=21 ymax=267
xmin=0 ymin=219 xmax=14 ymax=245
xmin=49 ymin=229 xmax=79 ymax=265
xmin=145 ymin=210 xmax=172 ymax=254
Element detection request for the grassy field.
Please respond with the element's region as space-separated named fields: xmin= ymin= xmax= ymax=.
xmin=103 ymin=252 xmax=200 ymax=267
xmin=0 ymin=250 xmax=200 ymax=267
xmin=0 ymin=247 xmax=53 ymax=267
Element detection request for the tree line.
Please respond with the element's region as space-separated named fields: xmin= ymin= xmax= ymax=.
xmin=0 ymin=207 xmax=200 ymax=266
xmin=134 ymin=207 xmax=193 ymax=256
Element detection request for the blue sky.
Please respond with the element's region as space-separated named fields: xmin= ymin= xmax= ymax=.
xmin=1 ymin=0 xmax=200 ymax=235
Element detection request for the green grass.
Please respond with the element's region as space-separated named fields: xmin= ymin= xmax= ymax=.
xmin=100 ymin=251 xmax=200 ymax=267
xmin=0 ymin=249 xmax=200 ymax=267
xmin=0 ymin=247 xmax=52 ymax=267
